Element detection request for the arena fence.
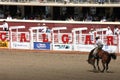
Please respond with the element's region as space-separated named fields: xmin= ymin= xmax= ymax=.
xmin=1 ymin=0 xmax=120 ymax=3
xmin=0 ymin=25 xmax=119 ymax=53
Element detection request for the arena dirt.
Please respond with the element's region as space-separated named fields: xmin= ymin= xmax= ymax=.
xmin=0 ymin=49 xmax=119 ymax=80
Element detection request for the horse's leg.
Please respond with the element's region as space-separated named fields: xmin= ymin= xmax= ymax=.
xmin=96 ymin=58 xmax=100 ymax=71
xmin=87 ymin=57 xmax=97 ymax=71
xmin=106 ymin=63 xmax=109 ymax=71
xmin=106 ymin=57 xmax=111 ymax=72
xmin=101 ymin=60 xmax=106 ymax=72
xmin=106 ymin=59 xmax=111 ymax=72
xmin=93 ymin=59 xmax=97 ymax=71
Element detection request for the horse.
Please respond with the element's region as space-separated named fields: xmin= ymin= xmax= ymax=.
xmin=87 ymin=47 xmax=117 ymax=72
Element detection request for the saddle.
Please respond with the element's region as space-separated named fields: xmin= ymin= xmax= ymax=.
xmin=92 ymin=47 xmax=103 ymax=59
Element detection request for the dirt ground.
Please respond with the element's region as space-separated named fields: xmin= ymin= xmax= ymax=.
xmin=0 ymin=49 xmax=120 ymax=80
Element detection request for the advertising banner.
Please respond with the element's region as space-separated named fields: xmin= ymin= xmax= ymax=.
xmin=103 ymin=45 xmax=117 ymax=53
xmin=34 ymin=42 xmax=50 ymax=50
xmin=53 ymin=44 xmax=72 ymax=51
xmin=73 ymin=44 xmax=95 ymax=52
xmin=0 ymin=41 xmax=9 ymax=48
xmin=74 ymin=44 xmax=117 ymax=53
xmin=11 ymin=42 xmax=30 ymax=49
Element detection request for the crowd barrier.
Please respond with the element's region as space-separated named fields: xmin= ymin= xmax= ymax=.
xmin=1 ymin=0 xmax=120 ymax=3
xmin=0 ymin=25 xmax=119 ymax=53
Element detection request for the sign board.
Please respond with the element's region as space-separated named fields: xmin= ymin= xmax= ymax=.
xmin=11 ymin=42 xmax=30 ymax=49
xmin=53 ymin=44 xmax=72 ymax=51
xmin=0 ymin=41 xmax=9 ymax=48
xmin=34 ymin=42 xmax=50 ymax=50
xmin=73 ymin=44 xmax=95 ymax=52
xmin=103 ymin=45 xmax=117 ymax=53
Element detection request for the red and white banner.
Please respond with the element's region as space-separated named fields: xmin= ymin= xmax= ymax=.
xmin=0 ymin=26 xmax=119 ymax=53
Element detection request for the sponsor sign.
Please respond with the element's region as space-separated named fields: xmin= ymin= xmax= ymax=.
xmin=38 ymin=27 xmax=47 ymax=33
xmin=103 ymin=45 xmax=117 ymax=53
xmin=74 ymin=44 xmax=95 ymax=52
xmin=53 ymin=44 xmax=72 ymax=51
xmin=34 ymin=42 xmax=50 ymax=50
xmin=11 ymin=42 xmax=30 ymax=49
xmin=74 ymin=44 xmax=117 ymax=53
xmin=0 ymin=41 xmax=9 ymax=48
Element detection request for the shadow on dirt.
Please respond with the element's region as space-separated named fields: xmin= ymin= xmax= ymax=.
xmin=87 ymin=70 xmax=114 ymax=73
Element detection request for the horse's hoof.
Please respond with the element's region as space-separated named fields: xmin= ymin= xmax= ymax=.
xmin=101 ymin=71 xmax=104 ymax=73
xmin=93 ymin=69 xmax=96 ymax=71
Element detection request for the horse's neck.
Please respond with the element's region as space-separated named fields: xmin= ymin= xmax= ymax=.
xmin=98 ymin=47 xmax=102 ymax=50
xmin=97 ymin=49 xmax=105 ymax=57
xmin=98 ymin=48 xmax=102 ymax=52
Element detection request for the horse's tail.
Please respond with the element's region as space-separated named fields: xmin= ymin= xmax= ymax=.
xmin=110 ymin=53 xmax=117 ymax=60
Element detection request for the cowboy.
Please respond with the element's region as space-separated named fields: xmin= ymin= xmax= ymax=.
xmin=93 ymin=36 xmax=104 ymax=58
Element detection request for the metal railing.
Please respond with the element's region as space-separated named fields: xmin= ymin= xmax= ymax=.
xmin=0 ymin=0 xmax=120 ymax=3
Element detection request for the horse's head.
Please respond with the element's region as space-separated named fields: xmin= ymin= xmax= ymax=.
xmin=87 ymin=48 xmax=96 ymax=65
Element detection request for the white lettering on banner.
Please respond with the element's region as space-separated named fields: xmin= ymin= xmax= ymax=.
xmin=74 ymin=44 xmax=95 ymax=52
xmin=103 ymin=45 xmax=117 ymax=53
xmin=74 ymin=44 xmax=118 ymax=53
xmin=53 ymin=44 xmax=72 ymax=51
xmin=36 ymin=43 xmax=46 ymax=48
xmin=11 ymin=42 xmax=30 ymax=49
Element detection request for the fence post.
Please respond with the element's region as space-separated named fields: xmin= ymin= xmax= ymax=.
xmin=118 ymin=35 xmax=120 ymax=53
